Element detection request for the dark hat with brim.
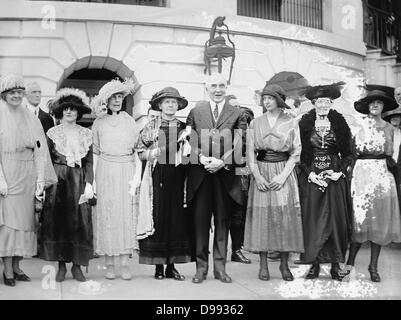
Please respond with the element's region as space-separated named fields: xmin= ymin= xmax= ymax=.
xmin=354 ymin=90 xmax=398 ymax=115
xmin=382 ymin=106 xmax=401 ymax=122
xmin=260 ymin=84 xmax=291 ymax=109
xmin=305 ymin=82 xmax=345 ymax=101
xmin=52 ymin=88 xmax=91 ymax=118
xmin=149 ymin=87 xmax=188 ymax=111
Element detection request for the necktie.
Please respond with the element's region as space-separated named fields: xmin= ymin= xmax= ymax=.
xmin=34 ymin=108 xmax=38 ymax=116
xmin=213 ymin=104 xmax=219 ymax=121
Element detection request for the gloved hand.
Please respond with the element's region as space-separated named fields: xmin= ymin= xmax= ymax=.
xmin=84 ymin=183 xmax=94 ymax=199
xmin=35 ymin=181 xmax=45 ymax=198
xmin=0 ymin=180 xmax=8 ymax=197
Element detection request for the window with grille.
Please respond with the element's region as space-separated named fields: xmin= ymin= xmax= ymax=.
xmin=237 ymin=0 xmax=323 ymax=30
xmin=29 ymin=0 xmax=166 ymax=7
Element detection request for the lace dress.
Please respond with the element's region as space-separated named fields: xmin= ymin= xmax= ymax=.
xmin=92 ymin=112 xmax=139 ymax=256
xmin=40 ymin=124 xmax=94 ymax=266
xmin=350 ymin=117 xmax=401 ymax=245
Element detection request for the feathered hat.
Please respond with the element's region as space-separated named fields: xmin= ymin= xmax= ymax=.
xmin=52 ymin=88 xmax=91 ymax=119
xmin=91 ymin=78 xmax=136 ymax=117
xmin=304 ymin=81 xmax=345 ymax=101
xmin=0 ymin=74 xmax=25 ymax=94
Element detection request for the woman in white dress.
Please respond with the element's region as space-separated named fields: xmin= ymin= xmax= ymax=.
xmin=0 ymin=74 xmax=56 ymax=286
xmin=91 ymin=79 xmax=141 ymax=280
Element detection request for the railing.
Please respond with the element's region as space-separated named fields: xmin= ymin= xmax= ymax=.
xmin=237 ymin=0 xmax=323 ymax=30
xmin=364 ymin=4 xmax=401 ymax=59
xmin=29 ymin=0 xmax=166 ymax=6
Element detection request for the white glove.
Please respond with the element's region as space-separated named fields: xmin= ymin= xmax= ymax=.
xmin=0 ymin=180 xmax=8 ymax=197
xmin=308 ymin=172 xmax=328 ymax=188
xmin=328 ymin=172 xmax=343 ymax=181
xmin=84 ymin=183 xmax=94 ymax=199
xmin=35 ymin=181 xmax=45 ymax=198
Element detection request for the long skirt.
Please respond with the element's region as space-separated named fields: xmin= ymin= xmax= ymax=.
xmin=94 ymin=155 xmax=137 ymax=256
xmin=139 ymin=163 xmax=194 ymax=265
xmin=244 ymin=160 xmax=304 ymax=253
xmin=299 ymin=172 xmax=352 ymax=264
xmin=40 ymin=164 xmax=93 ymax=266
xmin=0 ymin=151 xmax=37 ymax=257
xmin=351 ymin=159 xmax=401 ymax=245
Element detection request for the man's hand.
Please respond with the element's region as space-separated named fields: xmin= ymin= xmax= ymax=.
xmin=204 ymin=157 xmax=224 ymax=173
xmin=268 ymin=174 xmax=287 ymax=191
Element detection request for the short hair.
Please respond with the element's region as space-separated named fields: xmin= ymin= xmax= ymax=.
xmin=25 ymin=81 xmax=41 ymax=93
xmin=205 ymin=74 xmax=228 ymax=88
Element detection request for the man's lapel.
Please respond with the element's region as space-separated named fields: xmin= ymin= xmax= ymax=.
xmin=215 ymin=102 xmax=234 ymax=129
xmin=200 ymin=102 xmax=214 ymax=129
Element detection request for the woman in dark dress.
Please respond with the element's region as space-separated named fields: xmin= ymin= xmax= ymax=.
xmin=40 ymin=88 xmax=95 ymax=282
xmin=298 ymin=83 xmax=353 ymax=280
xmin=137 ymin=87 xmax=193 ymax=280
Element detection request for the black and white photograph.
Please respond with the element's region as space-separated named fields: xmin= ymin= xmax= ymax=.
xmin=0 ymin=0 xmax=401 ymax=305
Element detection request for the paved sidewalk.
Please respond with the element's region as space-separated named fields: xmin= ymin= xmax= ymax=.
xmin=0 ymin=246 xmax=400 ymax=300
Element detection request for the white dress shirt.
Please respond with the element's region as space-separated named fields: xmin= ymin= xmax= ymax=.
xmin=26 ymin=102 xmax=41 ymax=117
xmin=209 ymin=100 xmax=225 ymax=122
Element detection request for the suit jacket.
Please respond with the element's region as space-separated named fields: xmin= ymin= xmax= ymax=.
xmin=186 ymin=100 xmax=248 ymax=205
xmin=38 ymin=108 xmax=54 ymax=133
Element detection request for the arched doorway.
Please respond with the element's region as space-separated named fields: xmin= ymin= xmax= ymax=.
xmin=57 ymin=56 xmax=137 ymax=127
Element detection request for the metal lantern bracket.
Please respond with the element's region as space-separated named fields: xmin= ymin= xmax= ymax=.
xmin=204 ymin=16 xmax=236 ymax=84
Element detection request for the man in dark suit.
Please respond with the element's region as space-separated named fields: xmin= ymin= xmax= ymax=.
xmin=186 ymin=74 xmax=247 ymax=284
xmin=225 ymin=94 xmax=253 ymax=264
xmin=25 ymin=82 xmax=54 ymax=133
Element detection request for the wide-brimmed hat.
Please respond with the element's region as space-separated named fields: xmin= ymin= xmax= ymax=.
xmin=91 ymin=78 xmax=135 ymax=117
xmin=149 ymin=87 xmax=188 ymax=110
xmin=382 ymin=106 xmax=401 ymax=122
xmin=304 ymin=82 xmax=345 ymax=101
xmin=52 ymin=88 xmax=91 ymax=118
xmin=0 ymin=73 xmax=25 ymax=94
xmin=259 ymin=83 xmax=291 ymax=109
xmin=354 ymin=90 xmax=398 ymax=115
xmin=97 ymin=78 xmax=135 ymax=105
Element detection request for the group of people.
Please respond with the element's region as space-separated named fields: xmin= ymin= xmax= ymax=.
xmin=1 ymin=71 xmax=401 ymax=288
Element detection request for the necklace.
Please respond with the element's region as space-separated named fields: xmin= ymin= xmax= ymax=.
xmin=315 ymin=118 xmax=331 ymax=147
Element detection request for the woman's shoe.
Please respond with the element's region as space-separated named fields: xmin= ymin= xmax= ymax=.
xmin=3 ymin=273 xmax=16 ymax=287
xmin=305 ymin=263 xmax=320 ymax=279
xmin=13 ymin=272 xmax=31 ymax=282
xmin=258 ymin=268 xmax=270 ymax=281
xmin=154 ymin=265 xmax=164 ymax=280
xmin=165 ymin=267 xmax=185 ymax=281
xmin=56 ymin=262 xmax=67 ymax=282
xmin=368 ymin=265 xmax=381 ymax=282
xmin=71 ymin=265 xmax=86 ymax=282
xmin=279 ymin=266 xmax=294 ymax=281
xmin=338 ymin=265 xmax=354 ymax=282
xmin=105 ymin=265 xmax=116 ymax=280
